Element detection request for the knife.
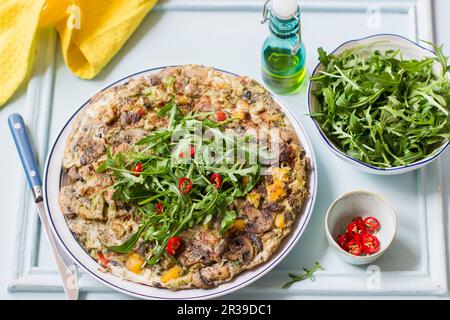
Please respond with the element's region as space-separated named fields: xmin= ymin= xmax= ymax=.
xmin=8 ymin=113 xmax=79 ymax=300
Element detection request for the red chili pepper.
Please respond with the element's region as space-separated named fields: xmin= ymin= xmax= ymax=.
xmin=346 ymin=217 xmax=367 ymax=239
xmin=215 ymin=111 xmax=227 ymax=122
xmin=135 ymin=107 xmax=147 ymax=116
xmin=337 ymin=233 xmax=348 ymax=249
xmin=155 ymin=202 xmax=164 ymax=214
xmin=133 ymin=162 xmax=143 ymax=177
xmin=166 ymin=236 xmax=183 ymax=256
xmin=178 ymin=177 xmax=193 ymax=193
xmin=346 ymin=239 xmax=363 ymax=256
xmin=364 ymin=216 xmax=380 ymax=233
xmin=209 ymin=173 xmax=223 ymax=189
xmin=97 ymin=251 xmax=109 ymax=267
xmin=361 ymin=234 xmax=380 ymax=254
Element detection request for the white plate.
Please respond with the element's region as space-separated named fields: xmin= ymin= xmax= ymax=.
xmin=43 ymin=67 xmax=318 ymax=300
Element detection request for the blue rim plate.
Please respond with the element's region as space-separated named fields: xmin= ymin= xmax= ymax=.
xmin=43 ymin=66 xmax=318 ymax=300
xmin=308 ymin=34 xmax=450 ymax=174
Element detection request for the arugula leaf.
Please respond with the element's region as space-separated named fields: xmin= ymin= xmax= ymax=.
xmin=282 ymin=262 xmax=323 ymax=289
xmin=219 ymin=210 xmax=236 ymax=234
xmin=107 ymin=219 xmax=151 ymax=254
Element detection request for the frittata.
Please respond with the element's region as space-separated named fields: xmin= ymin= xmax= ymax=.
xmin=59 ymin=65 xmax=310 ymax=289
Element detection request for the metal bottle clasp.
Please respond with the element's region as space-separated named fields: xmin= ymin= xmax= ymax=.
xmin=261 ymin=0 xmax=302 ymax=55
xmin=261 ymin=0 xmax=271 ymax=24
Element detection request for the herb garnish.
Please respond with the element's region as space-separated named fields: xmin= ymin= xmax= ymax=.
xmin=281 ymin=262 xmax=323 ymax=289
xmin=311 ymin=43 xmax=450 ymax=168
xmin=97 ymin=102 xmax=262 ymax=265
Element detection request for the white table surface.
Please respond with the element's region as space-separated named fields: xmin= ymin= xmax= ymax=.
xmin=0 ymin=0 xmax=449 ymax=300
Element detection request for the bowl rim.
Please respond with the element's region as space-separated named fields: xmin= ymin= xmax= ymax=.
xmin=42 ymin=65 xmax=318 ymax=300
xmin=307 ymin=33 xmax=450 ymax=172
xmin=324 ymin=190 xmax=397 ymax=260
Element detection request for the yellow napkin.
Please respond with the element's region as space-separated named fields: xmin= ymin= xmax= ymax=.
xmin=0 ymin=0 xmax=157 ymax=107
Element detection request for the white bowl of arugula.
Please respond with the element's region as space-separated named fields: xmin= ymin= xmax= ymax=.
xmin=308 ymin=34 xmax=450 ymax=174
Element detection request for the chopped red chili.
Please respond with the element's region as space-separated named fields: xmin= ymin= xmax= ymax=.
xmin=361 ymin=233 xmax=380 ymax=254
xmin=215 ymin=111 xmax=227 ymax=122
xmin=346 ymin=217 xmax=367 ymax=239
xmin=178 ymin=177 xmax=193 ymax=193
xmin=346 ymin=239 xmax=363 ymax=256
xmin=337 ymin=233 xmax=348 ymax=249
xmin=336 ymin=215 xmax=382 ymax=257
xmin=166 ymin=236 xmax=183 ymax=256
xmin=133 ymin=162 xmax=143 ymax=177
xmin=364 ymin=216 xmax=380 ymax=233
xmin=209 ymin=173 xmax=223 ymax=189
xmin=97 ymin=251 xmax=109 ymax=267
xmin=135 ymin=107 xmax=147 ymax=116
xmin=155 ymin=202 xmax=164 ymax=214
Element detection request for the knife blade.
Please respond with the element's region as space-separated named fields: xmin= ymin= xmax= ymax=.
xmin=8 ymin=113 xmax=79 ymax=300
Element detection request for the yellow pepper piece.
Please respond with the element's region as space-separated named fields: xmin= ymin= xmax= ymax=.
xmin=247 ymin=192 xmax=261 ymax=208
xmin=232 ymin=110 xmax=246 ymax=120
xmin=275 ymin=213 xmax=285 ymax=229
xmin=176 ymin=95 xmax=188 ymax=105
xmin=266 ymin=180 xmax=285 ymax=202
xmin=161 ymin=266 xmax=183 ymax=283
xmin=125 ymin=252 xmax=144 ymax=274
xmin=271 ymin=167 xmax=290 ymax=182
xmin=232 ymin=219 xmax=246 ymax=231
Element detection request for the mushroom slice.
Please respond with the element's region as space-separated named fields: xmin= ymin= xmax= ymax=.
xmin=225 ymin=234 xmax=254 ymax=264
xmin=247 ymin=232 xmax=263 ymax=252
xmin=192 ymin=265 xmax=231 ymax=289
xmin=245 ymin=211 xmax=275 ymax=234
xmin=179 ymin=244 xmax=216 ymax=267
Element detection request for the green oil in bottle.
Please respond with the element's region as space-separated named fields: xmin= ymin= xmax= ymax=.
xmin=261 ymin=0 xmax=306 ymax=95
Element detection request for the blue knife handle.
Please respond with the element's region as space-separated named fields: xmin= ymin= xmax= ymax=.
xmin=8 ymin=113 xmax=43 ymax=201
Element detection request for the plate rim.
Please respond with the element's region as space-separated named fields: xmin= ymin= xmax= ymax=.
xmin=43 ymin=65 xmax=318 ymax=300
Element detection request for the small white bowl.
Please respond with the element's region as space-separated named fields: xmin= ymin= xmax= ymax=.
xmin=325 ymin=191 xmax=397 ymax=265
xmin=308 ymin=34 xmax=450 ymax=175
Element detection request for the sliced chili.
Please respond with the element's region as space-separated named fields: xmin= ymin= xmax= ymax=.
xmin=155 ymin=202 xmax=164 ymax=214
xmin=337 ymin=215 xmax=381 ymax=256
xmin=97 ymin=251 xmax=109 ymax=267
xmin=364 ymin=216 xmax=380 ymax=233
xmin=361 ymin=234 xmax=380 ymax=254
xmin=209 ymin=173 xmax=223 ymax=189
xmin=133 ymin=162 xmax=143 ymax=177
xmin=135 ymin=107 xmax=147 ymax=116
xmin=166 ymin=236 xmax=183 ymax=256
xmin=215 ymin=111 xmax=227 ymax=122
xmin=346 ymin=217 xmax=367 ymax=239
xmin=337 ymin=233 xmax=348 ymax=249
xmin=178 ymin=177 xmax=193 ymax=193
xmin=346 ymin=239 xmax=363 ymax=256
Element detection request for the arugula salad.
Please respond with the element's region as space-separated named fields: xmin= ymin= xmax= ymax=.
xmin=311 ymin=43 xmax=450 ymax=168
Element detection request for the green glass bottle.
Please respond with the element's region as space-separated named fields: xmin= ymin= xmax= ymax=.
xmin=261 ymin=0 xmax=306 ymax=95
